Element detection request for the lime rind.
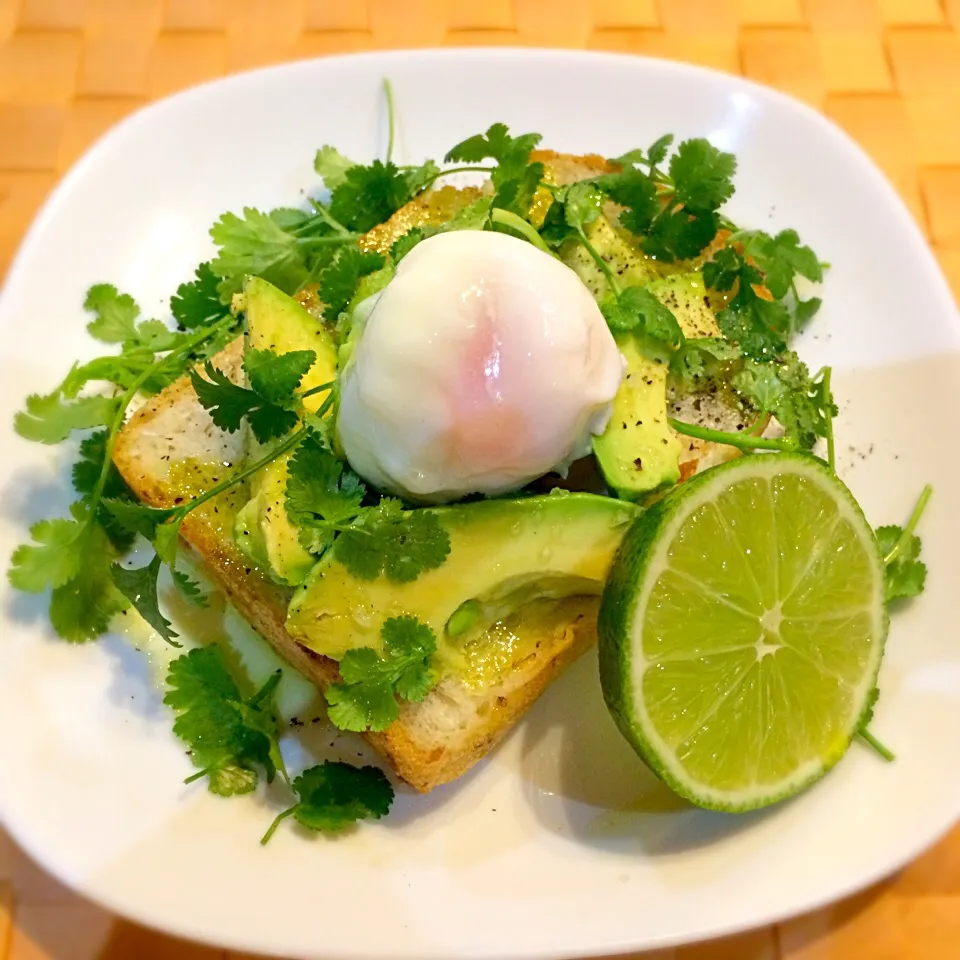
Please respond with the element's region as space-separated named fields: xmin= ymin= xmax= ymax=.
xmin=598 ymin=452 xmax=888 ymax=813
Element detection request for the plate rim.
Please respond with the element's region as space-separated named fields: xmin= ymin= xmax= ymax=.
xmin=1 ymin=46 xmax=958 ymax=960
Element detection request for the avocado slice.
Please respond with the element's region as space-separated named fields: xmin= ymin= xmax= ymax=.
xmin=285 ymin=492 xmax=635 ymax=679
xmin=592 ymin=272 xmax=722 ymax=499
xmin=558 ymin=218 xmax=722 ymax=499
xmin=233 ymin=277 xmax=337 ymax=586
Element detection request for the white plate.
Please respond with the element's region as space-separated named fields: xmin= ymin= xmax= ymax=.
xmin=1 ymin=48 xmax=959 ymax=960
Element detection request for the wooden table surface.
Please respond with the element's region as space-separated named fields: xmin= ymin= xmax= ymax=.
xmin=2 ymin=1 xmax=960 ymax=958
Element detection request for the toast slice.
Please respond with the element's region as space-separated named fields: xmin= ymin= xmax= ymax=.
xmin=113 ymin=152 xmax=739 ymax=792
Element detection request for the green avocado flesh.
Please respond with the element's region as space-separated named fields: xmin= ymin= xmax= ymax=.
xmin=560 ymin=218 xmax=722 ymax=500
xmin=233 ymin=277 xmax=338 ymax=586
xmin=285 ymin=493 xmax=636 ymax=679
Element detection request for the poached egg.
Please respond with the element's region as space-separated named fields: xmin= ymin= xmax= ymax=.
xmin=336 ymin=230 xmax=624 ymax=503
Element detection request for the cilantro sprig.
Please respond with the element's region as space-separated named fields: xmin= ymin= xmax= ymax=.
xmin=445 ymin=122 xmax=544 ymax=217
xmin=603 ymin=137 xmax=736 ymax=261
xmin=9 ymin=288 xmax=239 ymax=643
xmin=668 ymin=342 xmax=836 ymax=456
xmin=703 ymin=232 xmax=822 ymax=361
xmin=855 ymin=486 xmax=932 ymax=762
xmin=167 ymin=645 xmax=395 ymax=841
xmin=165 ymin=645 xmax=287 ymax=795
xmin=876 ymin=485 xmax=932 ymax=604
xmin=209 ymin=207 xmax=361 ymax=301
xmin=284 ymin=437 xmax=451 ymax=581
xmin=190 ymin=348 xmax=318 ymax=443
xmin=325 ymin=616 xmax=438 ymax=732
xmin=260 ymin=762 xmax=394 ymax=844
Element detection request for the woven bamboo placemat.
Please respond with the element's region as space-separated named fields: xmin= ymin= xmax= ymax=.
xmin=1 ymin=1 xmax=959 ymax=958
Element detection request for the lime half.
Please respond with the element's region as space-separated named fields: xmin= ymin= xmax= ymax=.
xmin=598 ymin=453 xmax=887 ymax=812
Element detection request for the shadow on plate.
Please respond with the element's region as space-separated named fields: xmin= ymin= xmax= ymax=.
xmin=517 ymin=648 xmax=777 ymax=857
xmin=0 ymin=463 xmax=72 ymax=526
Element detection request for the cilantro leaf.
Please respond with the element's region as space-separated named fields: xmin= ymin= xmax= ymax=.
xmin=707 ymin=245 xmax=791 ymax=359
xmin=209 ymin=207 xmax=310 ymax=301
xmin=47 ymin=521 xmax=128 ymax=643
xmin=733 ymin=353 xmax=833 ymax=449
xmin=540 ymin=181 xmax=604 ymax=249
xmin=598 ymin=168 xmax=659 ymax=235
xmin=402 ymin=159 xmax=441 ymax=196
xmin=285 ymin=436 xmax=366 ymax=552
xmin=314 ymin=145 xmax=357 ymax=189
xmin=133 ymin=319 xmax=181 ymax=352
xmin=14 ymin=391 xmax=118 ymax=445
xmin=111 ymin=554 xmax=179 ymax=645
xmin=445 ymin=124 xmax=543 ymax=216
xmin=189 ymin=360 xmax=298 ymax=443
xmin=644 ymin=208 xmax=720 ymax=262
xmin=600 ymin=285 xmax=684 ymax=347
xmin=317 ymin=247 xmax=386 ymax=324
xmin=702 ymin=245 xmax=747 ymax=292
xmin=170 ymin=263 xmax=229 ymax=330
xmin=669 ymin=138 xmax=736 ymax=212
xmin=792 ymin=296 xmax=822 ymax=334
xmin=102 ymin=498 xmax=178 ymax=544
xmin=60 ymin=350 xmax=157 ymax=397
xmin=743 ymin=229 xmax=822 ymax=299
xmin=329 ymin=160 xmax=412 ymax=233
xmin=612 ymin=134 xmax=674 ymax=171
xmin=261 ymin=762 xmax=394 ymax=843
xmin=243 ymin=348 xmax=316 ymax=406
xmin=286 ymin=762 xmax=393 ymax=831
xmin=647 ymin=133 xmax=674 ymax=168
xmin=704 ymin=231 xmax=823 ymax=357
xmin=600 ymin=137 xmax=734 ymax=262
xmin=717 ymin=298 xmax=790 ymax=360
xmin=670 ymin=337 xmax=741 ymax=390
xmin=562 ymin=182 xmax=604 ymax=230
xmin=876 ymin=524 xmax=927 ymax=602
xmin=71 ymin=430 xmax=137 ymax=552
xmin=171 ymin=568 xmax=208 ymax=607
xmin=325 ymin=616 xmax=438 ymax=732
xmin=445 ymin=123 xmax=541 ymax=185
xmin=444 ymin=195 xmax=494 ymax=232
xmin=492 ymin=160 xmax=545 ymax=218
xmin=334 ymin=499 xmax=451 ymax=583
xmin=83 ymin=283 xmax=185 ymax=354
xmin=8 ymin=504 xmax=88 ymax=592
xmin=72 ymin=430 xmax=128 ymax=502
xmin=165 ymin=646 xmax=284 ymax=796
xmin=83 ymin=284 xmax=140 ymax=343
xmin=390 ymin=227 xmax=429 ymax=263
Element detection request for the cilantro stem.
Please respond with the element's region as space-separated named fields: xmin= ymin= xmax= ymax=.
xmin=859 ymin=729 xmax=896 ymax=762
xmin=819 ymin=366 xmax=835 ymax=471
xmin=416 ymin=165 xmax=495 ymax=191
xmin=884 ymin=484 xmax=933 ymax=566
xmin=260 ymin=805 xmax=297 ymax=846
xmin=299 ymin=380 xmax=335 ymax=401
xmin=384 ymin=78 xmax=396 ymax=164
xmin=90 ymin=316 xmax=238 ymax=517
xmin=489 ymin=208 xmax=555 ymax=256
xmin=174 ymin=425 xmax=308 ymax=518
xmin=575 ymin=226 xmax=621 ymax=297
xmin=306 ymin=199 xmax=352 ymax=237
xmin=668 ymin=417 xmax=799 ymax=453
